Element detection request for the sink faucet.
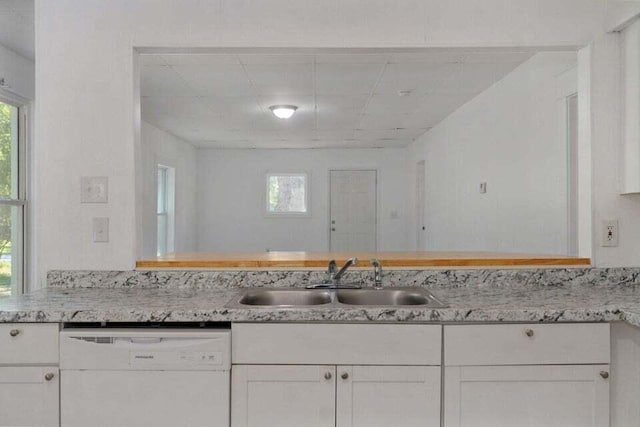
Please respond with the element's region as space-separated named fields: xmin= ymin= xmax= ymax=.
xmin=331 ymin=257 xmax=358 ymax=283
xmin=371 ymin=258 xmax=383 ymax=289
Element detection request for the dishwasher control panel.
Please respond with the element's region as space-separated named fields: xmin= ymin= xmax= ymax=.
xmin=130 ymin=350 xmax=224 ymax=367
xmin=60 ymin=328 xmax=231 ymax=371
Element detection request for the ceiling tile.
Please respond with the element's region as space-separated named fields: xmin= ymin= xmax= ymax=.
xmin=315 ymin=62 xmax=384 ymax=95
xmin=243 ymin=62 xmax=314 ymax=95
xmin=375 ymin=62 xmax=463 ymax=95
xmin=141 ymin=66 xmax=195 ymax=97
xmin=161 ymin=54 xmax=239 ymax=66
xmin=172 ymin=63 xmax=253 ymax=97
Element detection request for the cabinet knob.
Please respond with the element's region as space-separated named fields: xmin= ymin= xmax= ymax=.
xmin=44 ymin=373 xmax=55 ymax=381
xmin=9 ymin=329 xmax=20 ymax=337
xmin=600 ymin=371 xmax=609 ymax=379
xmin=341 ymin=372 xmax=349 ymax=380
xmin=324 ymin=372 xmax=332 ymax=380
xmin=524 ymin=329 xmax=534 ymax=337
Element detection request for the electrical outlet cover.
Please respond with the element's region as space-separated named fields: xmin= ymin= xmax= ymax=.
xmin=602 ymin=220 xmax=619 ymax=247
xmin=92 ymin=217 xmax=109 ymax=243
xmin=81 ymin=176 xmax=108 ymax=203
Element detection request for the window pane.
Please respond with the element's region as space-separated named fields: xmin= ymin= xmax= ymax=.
xmin=157 ymin=214 xmax=167 ymax=256
xmin=157 ymin=167 xmax=167 ymax=214
xmin=0 ymin=102 xmax=18 ymax=199
xmin=268 ymin=175 xmax=307 ymax=213
xmin=0 ymin=205 xmax=20 ymax=298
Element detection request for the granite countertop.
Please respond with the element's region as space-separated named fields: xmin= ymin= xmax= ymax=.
xmin=0 ymin=283 xmax=638 ymax=326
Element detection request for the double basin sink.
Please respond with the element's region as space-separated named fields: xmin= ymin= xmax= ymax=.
xmin=229 ymin=287 xmax=447 ymax=308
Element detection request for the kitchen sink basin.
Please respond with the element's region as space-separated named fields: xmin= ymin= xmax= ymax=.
xmin=337 ymin=288 xmax=447 ymax=307
xmin=236 ymin=289 xmax=333 ymax=307
xmin=229 ymin=287 xmax=447 ymax=308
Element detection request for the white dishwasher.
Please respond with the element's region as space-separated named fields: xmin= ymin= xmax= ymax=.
xmin=60 ymin=327 xmax=230 ymax=427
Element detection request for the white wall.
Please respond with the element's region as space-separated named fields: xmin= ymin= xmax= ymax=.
xmin=33 ymin=0 xmax=619 ymax=284
xmin=587 ymin=32 xmax=640 ymax=267
xmin=140 ymin=122 xmax=197 ymax=258
xmin=196 ymin=148 xmax=408 ymax=252
xmin=0 ymin=43 xmax=34 ymax=101
xmin=406 ymin=52 xmax=578 ymax=255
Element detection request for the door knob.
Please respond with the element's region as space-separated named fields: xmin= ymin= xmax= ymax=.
xmin=341 ymin=372 xmax=349 ymax=380
xmin=44 ymin=373 xmax=55 ymax=381
xmin=324 ymin=372 xmax=332 ymax=380
xmin=331 ymin=228 xmax=336 ymax=232
xmin=524 ymin=329 xmax=534 ymax=337
xmin=9 ymin=329 xmax=20 ymax=337
xmin=600 ymin=371 xmax=609 ymax=379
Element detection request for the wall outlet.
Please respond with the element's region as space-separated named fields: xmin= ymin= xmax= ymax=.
xmin=479 ymin=182 xmax=487 ymax=193
xmin=93 ymin=217 xmax=109 ymax=243
xmin=81 ymin=176 xmax=108 ymax=203
xmin=602 ymin=220 xmax=618 ymax=247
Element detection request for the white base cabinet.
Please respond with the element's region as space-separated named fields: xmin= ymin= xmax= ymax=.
xmin=336 ymin=365 xmax=440 ymax=427
xmin=232 ymin=364 xmax=440 ymax=427
xmin=0 ymin=367 xmax=59 ymax=427
xmin=444 ymin=365 xmax=610 ymax=427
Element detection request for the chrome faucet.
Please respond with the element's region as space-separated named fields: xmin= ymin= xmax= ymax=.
xmin=371 ymin=258 xmax=383 ymax=289
xmin=307 ymin=258 xmax=360 ymax=289
xmin=331 ymin=257 xmax=358 ymax=283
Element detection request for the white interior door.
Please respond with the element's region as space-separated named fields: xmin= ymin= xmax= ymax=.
xmin=232 ymin=365 xmax=336 ymax=427
xmin=336 ymin=365 xmax=441 ymax=427
xmin=330 ymin=170 xmax=377 ymax=251
xmin=415 ymin=160 xmax=426 ymax=250
xmin=444 ymin=364 xmax=609 ymax=427
xmin=0 ymin=367 xmax=59 ymax=427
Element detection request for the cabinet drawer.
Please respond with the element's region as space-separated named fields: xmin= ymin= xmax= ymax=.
xmin=232 ymin=323 xmax=441 ymax=365
xmin=0 ymin=324 xmax=59 ymax=365
xmin=444 ymin=323 xmax=610 ymax=366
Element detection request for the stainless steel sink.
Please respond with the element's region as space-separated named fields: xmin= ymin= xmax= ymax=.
xmin=229 ymin=287 xmax=447 ymax=308
xmin=337 ymin=288 xmax=447 ymax=307
xmin=236 ymin=289 xmax=333 ymax=307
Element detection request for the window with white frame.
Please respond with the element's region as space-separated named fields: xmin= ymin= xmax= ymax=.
xmin=156 ymin=164 xmax=175 ymax=256
xmin=265 ymin=172 xmax=309 ymax=216
xmin=0 ymin=99 xmax=26 ymax=298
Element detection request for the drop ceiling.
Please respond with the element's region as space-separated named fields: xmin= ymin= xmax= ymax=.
xmin=141 ymin=50 xmax=534 ymax=149
xmin=0 ymin=0 xmax=34 ymax=60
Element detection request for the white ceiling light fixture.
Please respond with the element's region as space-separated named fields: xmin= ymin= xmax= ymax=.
xmin=269 ymin=105 xmax=298 ymax=119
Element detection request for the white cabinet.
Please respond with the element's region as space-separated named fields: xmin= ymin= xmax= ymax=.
xmin=444 ymin=324 xmax=611 ymax=427
xmin=232 ymin=364 xmax=440 ymax=427
xmin=336 ymin=365 xmax=440 ymax=427
xmin=232 ymin=365 xmax=336 ymax=427
xmin=0 ymin=366 xmax=59 ymax=427
xmin=444 ymin=365 xmax=609 ymax=427
xmin=0 ymin=324 xmax=60 ymax=427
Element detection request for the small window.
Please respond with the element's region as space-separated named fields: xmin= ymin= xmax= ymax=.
xmin=156 ymin=164 xmax=175 ymax=256
xmin=265 ymin=172 xmax=309 ymax=216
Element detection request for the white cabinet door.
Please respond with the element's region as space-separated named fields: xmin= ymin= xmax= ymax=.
xmin=445 ymin=365 xmax=610 ymax=427
xmin=336 ymin=365 xmax=441 ymax=427
xmin=232 ymin=365 xmax=336 ymax=427
xmin=0 ymin=367 xmax=59 ymax=427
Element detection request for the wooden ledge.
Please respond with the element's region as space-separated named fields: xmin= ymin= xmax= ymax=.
xmin=136 ymin=251 xmax=591 ymax=269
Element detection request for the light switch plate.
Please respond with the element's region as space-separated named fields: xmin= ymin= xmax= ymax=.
xmin=81 ymin=176 xmax=108 ymax=203
xmin=92 ymin=217 xmax=109 ymax=243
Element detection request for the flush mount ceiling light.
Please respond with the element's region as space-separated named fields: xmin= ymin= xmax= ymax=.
xmin=269 ymin=105 xmax=298 ymax=119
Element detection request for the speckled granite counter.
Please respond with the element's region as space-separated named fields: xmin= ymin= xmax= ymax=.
xmin=0 ymin=282 xmax=637 ymax=325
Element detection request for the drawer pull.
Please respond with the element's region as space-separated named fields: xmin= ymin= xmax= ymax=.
xmin=44 ymin=373 xmax=55 ymax=381
xmin=600 ymin=371 xmax=609 ymax=379
xmin=9 ymin=329 xmax=20 ymax=337
xmin=341 ymin=372 xmax=349 ymax=380
xmin=524 ymin=329 xmax=534 ymax=337
xmin=324 ymin=372 xmax=332 ymax=380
